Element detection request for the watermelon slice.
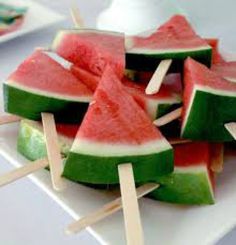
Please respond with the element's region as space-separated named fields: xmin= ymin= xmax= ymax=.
xmin=71 ymin=65 xmax=182 ymax=120
xmin=3 ymin=50 xmax=93 ymax=123
xmin=51 ymin=29 xmax=125 ymax=79
xmin=181 ymin=57 xmax=236 ymax=141
xmin=18 ymin=119 xmax=78 ymax=161
xmin=63 ymin=66 xmax=173 ymax=184
xmin=149 ymin=142 xmax=216 ymax=205
xmin=125 ymin=15 xmax=212 ymax=71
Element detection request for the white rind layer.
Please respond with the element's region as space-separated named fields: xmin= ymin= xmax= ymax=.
xmin=181 ymin=84 xmax=236 ymax=135
xmin=175 ymin=165 xmax=207 ymax=173
xmin=125 ymin=41 xmax=211 ymax=54
xmin=174 ymin=165 xmax=214 ymax=198
xmin=52 ymin=29 xmax=124 ymax=51
xmin=71 ymin=138 xmax=171 ymax=157
xmin=5 ymin=81 xmax=92 ymax=102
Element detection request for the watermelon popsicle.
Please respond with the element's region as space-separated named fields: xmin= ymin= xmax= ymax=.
xmin=3 ymin=50 xmax=93 ymax=123
xmin=63 ymin=66 xmax=173 ymax=184
xmin=51 ymin=29 xmax=125 ymax=79
xmin=3 ymin=50 xmax=93 ymax=190
xmin=150 ymin=142 xmax=218 ymax=205
xmin=125 ymin=15 xmax=212 ymax=72
xmin=125 ymin=15 xmax=212 ymax=94
xmin=181 ymin=57 xmax=236 ymax=141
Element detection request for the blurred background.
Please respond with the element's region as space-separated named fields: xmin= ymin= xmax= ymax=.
xmin=0 ymin=0 xmax=235 ymax=244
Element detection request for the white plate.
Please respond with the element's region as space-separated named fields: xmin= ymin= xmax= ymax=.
xmin=0 ymin=105 xmax=236 ymax=244
xmin=0 ymin=0 xmax=65 ymax=44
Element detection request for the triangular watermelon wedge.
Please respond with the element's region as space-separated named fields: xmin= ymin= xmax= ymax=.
xmin=63 ymin=66 xmax=173 ymax=184
xmin=126 ymin=15 xmax=212 ymax=71
xmin=150 ymin=142 xmax=216 ymax=205
xmin=51 ymin=29 xmax=125 ymax=79
xmin=182 ymin=58 xmax=236 ymax=141
xmin=3 ymin=50 xmax=93 ymax=123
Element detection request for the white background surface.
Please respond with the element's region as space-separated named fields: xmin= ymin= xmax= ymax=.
xmin=0 ymin=0 xmax=235 ymax=244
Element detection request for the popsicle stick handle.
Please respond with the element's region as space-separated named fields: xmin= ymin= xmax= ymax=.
xmin=225 ymin=122 xmax=236 ymax=140
xmin=153 ymin=107 xmax=182 ymax=127
xmin=65 ymin=183 xmax=159 ymax=234
xmin=118 ymin=163 xmax=144 ymax=245
xmin=168 ymin=138 xmax=191 ymax=145
xmin=0 ymin=158 xmax=48 ymax=187
xmin=0 ymin=114 xmax=20 ymax=125
xmin=41 ymin=113 xmax=65 ymax=191
xmin=145 ymin=59 xmax=172 ymax=95
xmin=70 ymin=4 xmax=84 ymax=28
xmin=210 ymin=143 xmax=224 ymax=173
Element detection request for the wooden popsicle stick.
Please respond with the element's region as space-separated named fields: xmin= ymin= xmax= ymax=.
xmin=210 ymin=144 xmax=224 ymax=173
xmin=225 ymin=122 xmax=236 ymax=140
xmin=70 ymin=4 xmax=84 ymax=28
xmin=65 ymin=183 xmax=159 ymax=234
xmin=0 ymin=114 xmax=20 ymax=125
xmin=118 ymin=163 xmax=144 ymax=245
xmin=41 ymin=113 xmax=65 ymax=191
xmin=153 ymin=107 xmax=182 ymax=127
xmin=0 ymin=158 xmax=48 ymax=187
xmin=70 ymin=7 xmax=144 ymax=243
xmin=168 ymin=138 xmax=191 ymax=145
xmin=145 ymin=59 xmax=172 ymax=95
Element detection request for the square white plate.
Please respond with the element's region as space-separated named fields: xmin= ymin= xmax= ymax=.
xmin=1 ymin=6 xmax=236 ymax=242
xmin=0 ymin=0 xmax=65 ymax=44
xmin=0 ymin=101 xmax=236 ymax=245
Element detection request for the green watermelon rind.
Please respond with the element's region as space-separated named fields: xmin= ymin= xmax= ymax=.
xmin=181 ymin=88 xmax=236 ymax=141
xmin=3 ymin=84 xmax=89 ymax=123
xmin=149 ymin=167 xmax=214 ymax=205
xmin=17 ymin=119 xmax=72 ymax=161
xmin=17 ymin=120 xmax=47 ymax=161
xmin=63 ymin=149 xmax=173 ymax=184
xmin=125 ymin=48 xmax=212 ymax=72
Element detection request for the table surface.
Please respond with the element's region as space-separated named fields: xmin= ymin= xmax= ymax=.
xmin=0 ymin=0 xmax=235 ymax=244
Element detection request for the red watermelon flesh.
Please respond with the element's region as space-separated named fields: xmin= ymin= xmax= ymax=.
xmin=70 ymin=64 xmax=100 ymax=92
xmin=52 ymin=29 xmax=125 ymax=79
xmin=56 ymin=123 xmax=79 ymax=139
xmin=205 ymin=38 xmax=225 ymax=65
xmin=77 ymin=66 xmax=165 ymax=144
xmin=7 ymin=50 xmax=93 ymax=99
xmin=212 ymin=62 xmax=236 ymax=82
xmin=128 ymin=15 xmax=209 ymax=50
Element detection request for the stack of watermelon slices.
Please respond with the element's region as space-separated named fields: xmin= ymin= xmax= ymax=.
xmin=4 ymin=14 xmax=234 ymax=206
